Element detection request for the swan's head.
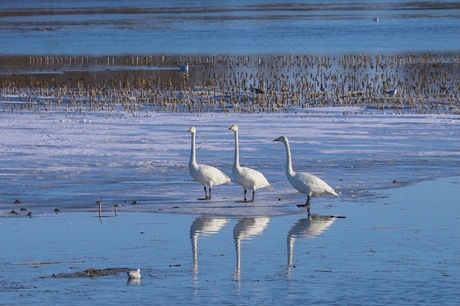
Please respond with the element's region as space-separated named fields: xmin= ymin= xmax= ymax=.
xmin=228 ymin=124 xmax=238 ymax=132
xmin=188 ymin=126 xmax=196 ymax=134
xmin=273 ymin=136 xmax=288 ymax=144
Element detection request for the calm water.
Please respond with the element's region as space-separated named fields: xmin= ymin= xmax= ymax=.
xmin=1 ymin=177 xmax=459 ymax=305
xmin=0 ymin=0 xmax=459 ymax=55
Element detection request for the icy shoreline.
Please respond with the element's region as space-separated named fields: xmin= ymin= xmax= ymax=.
xmin=1 ymin=108 xmax=459 ymax=217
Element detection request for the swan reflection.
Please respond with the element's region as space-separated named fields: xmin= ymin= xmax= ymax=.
xmin=233 ymin=217 xmax=270 ymax=281
xmin=287 ymin=214 xmax=338 ymax=275
xmin=190 ymin=217 xmax=230 ymax=279
xmin=127 ymin=278 xmax=141 ymax=286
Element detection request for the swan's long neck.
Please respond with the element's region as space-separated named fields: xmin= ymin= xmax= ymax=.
xmin=283 ymin=140 xmax=295 ymax=176
xmin=233 ymin=130 xmax=240 ymax=168
xmin=190 ymin=132 xmax=197 ymax=165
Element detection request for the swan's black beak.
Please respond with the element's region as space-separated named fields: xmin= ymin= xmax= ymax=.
xmin=273 ymin=137 xmax=280 ymax=142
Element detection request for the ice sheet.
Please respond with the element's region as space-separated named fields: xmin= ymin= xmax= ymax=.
xmin=1 ymin=108 xmax=459 ymax=216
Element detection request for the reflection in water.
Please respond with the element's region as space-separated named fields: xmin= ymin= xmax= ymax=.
xmin=127 ymin=278 xmax=141 ymax=286
xmin=190 ymin=217 xmax=230 ymax=281
xmin=233 ymin=217 xmax=270 ymax=281
xmin=287 ymin=214 xmax=337 ymax=276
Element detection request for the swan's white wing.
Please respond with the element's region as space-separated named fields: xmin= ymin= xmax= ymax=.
xmin=195 ymin=164 xmax=232 ymax=187
xmin=233 ymin=166 xmax=271 ymax=190
xmin=290 ymin=172 xmax=337 ymax=197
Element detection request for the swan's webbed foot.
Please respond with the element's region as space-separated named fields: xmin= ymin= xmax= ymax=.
xmin=297 ymin=196 xmax=311 ymax=215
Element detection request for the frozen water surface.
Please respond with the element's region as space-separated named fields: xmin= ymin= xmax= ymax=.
xmin=1 ymin=108 xmax=459 ymax=216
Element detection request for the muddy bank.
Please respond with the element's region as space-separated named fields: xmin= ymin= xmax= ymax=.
xmin=40 ymin=268 xmax=132 ymax=279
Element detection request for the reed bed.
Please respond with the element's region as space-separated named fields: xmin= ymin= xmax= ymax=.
xmin=1 ymin=54 xmax=459 ymax=114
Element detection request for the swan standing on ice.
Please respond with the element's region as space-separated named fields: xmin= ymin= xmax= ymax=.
xmin=188 ymin=127 xmax=232 ymax=200
xmin=229 ymin=125 xmax=271 ymax=202
xmin=127 ymin=268 xmax=141 ymax=279
xmin=273 ymin=136 xmax=338 ymax=214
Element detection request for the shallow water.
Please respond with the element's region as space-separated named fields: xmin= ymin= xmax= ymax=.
xmin=1 ymin=0 xmax=459 ymax=55
xmin=0 ymin=177 xmax=459 ymax=305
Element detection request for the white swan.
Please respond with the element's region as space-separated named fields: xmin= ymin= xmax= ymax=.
xmin=127 ymin=268 xmax=141 ymax=279
xmin=229 ymin=125 xmax=271 ymax=202
xmin=188 ymin=127 xmax=232 ymax=200
xmin=273 ymin=136 xmax=338 ymax=214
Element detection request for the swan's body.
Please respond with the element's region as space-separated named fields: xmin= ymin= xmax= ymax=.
xmin=188 ymin=127 xmax=232 ymax=200
xmin=274 ymin=136 xmax=338 ymax=214
xmin=229 ymin=125 xmax=271 ymax=202
xmin=127 ymin=268 xmax=141 ymax=279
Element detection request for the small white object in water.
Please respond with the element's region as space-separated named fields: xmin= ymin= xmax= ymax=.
xmin=127 ymin=268 xmax=141 ymax=279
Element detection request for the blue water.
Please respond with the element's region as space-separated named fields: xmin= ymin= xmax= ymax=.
xmin=0 ymin=0 xmax=459 ymax=55
xmin=1 ymin=177 xmax=459 ymax=305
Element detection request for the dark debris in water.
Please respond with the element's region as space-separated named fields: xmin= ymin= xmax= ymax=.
xmin=40 ymin=267 xmax=132 ymax=279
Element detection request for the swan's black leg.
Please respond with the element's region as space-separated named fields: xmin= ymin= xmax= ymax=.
xmin=297 ymin=196 xmax=312 ymax=212
xmin=243 ymin=189 xmax=247 ymax=202
xmin=250 ymin=190 xmax=255 ymax=202
xmin=198 ymin=186 xmax=210 ymax=200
